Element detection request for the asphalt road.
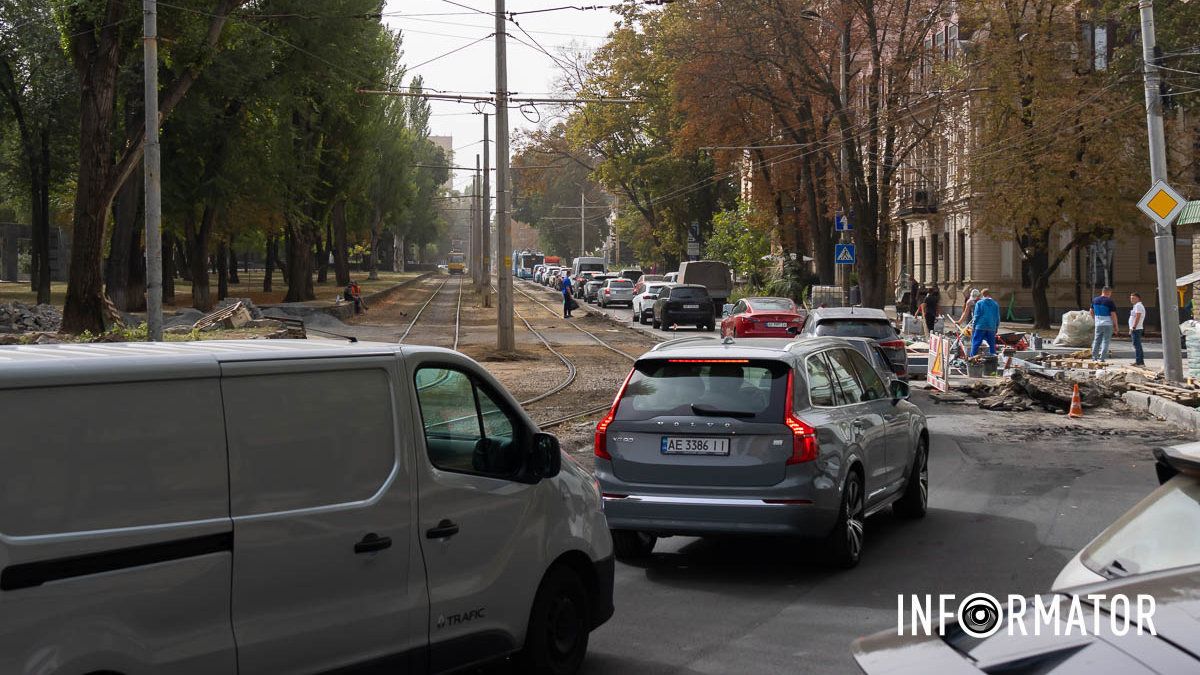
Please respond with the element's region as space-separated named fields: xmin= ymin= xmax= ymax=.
xmin=517 ymin=280 xmax=1183 ymax=673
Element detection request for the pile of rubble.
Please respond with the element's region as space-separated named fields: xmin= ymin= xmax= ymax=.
xmin=0 ymin=302 xmax=63 ymax=334
xmin=960 ymin=367 xmax=1152 ymax=413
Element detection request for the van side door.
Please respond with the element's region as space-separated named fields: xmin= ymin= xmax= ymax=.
xmin=408 ymin=360 xmax=548 ymax=673
xmin=219 ymin=358 xmax=421 ymax=673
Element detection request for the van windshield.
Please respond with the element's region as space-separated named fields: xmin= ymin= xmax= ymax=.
xmin=580 ymin=263 xmax=605 ymax=272
xmin=615 ymin=359 xmax=788 ymax=423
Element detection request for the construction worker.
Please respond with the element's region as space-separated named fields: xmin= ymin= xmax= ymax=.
xmin=1090 ymin=286 xmax=1119 ymax=363
xmin=959 ymin=288 xmax=980 ymax=325
xmin=971 ymin=289 xmax=1000 ymax=357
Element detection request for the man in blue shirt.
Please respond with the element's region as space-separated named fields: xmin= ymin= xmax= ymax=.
xmin=561 ymin=275 xmax=574 ymax=318
xmin=1090 ymin=286 xmax=1119 ymax=362
xmin=970 ymin=288 xmax=1001 ymax=356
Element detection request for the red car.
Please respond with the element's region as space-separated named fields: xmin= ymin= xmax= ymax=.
xmin=720 ymin=297 xmax=806 ymax=338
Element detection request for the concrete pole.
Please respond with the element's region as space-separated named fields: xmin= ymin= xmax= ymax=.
xmin=1139 ymin=0 xmax=1183 ymax=381
xmin=143 ymin=0 xmax=163 ymax=341
xmin=472 ymin=154 xmax=482 ymax=285
xmin=495 ymin=0 xmax=514 ymax=351
xmin=581 ymin=191 xmax=586 ymax=256
xmin=482 ymin=113 xmax=491 ymax=298
xmin=837 ymin=21 xmax=851 ymax=299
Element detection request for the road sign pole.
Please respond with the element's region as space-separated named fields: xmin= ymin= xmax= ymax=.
xmin=1139 ymin=0 xmax=1182 ymax=381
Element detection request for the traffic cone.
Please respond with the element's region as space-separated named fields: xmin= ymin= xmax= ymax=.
xmin=1068 ymin=384 xmax=1084 ymax=418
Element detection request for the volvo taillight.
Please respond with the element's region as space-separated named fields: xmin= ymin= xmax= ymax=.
xmin=784 ymin=370 xmax=819 ymax=464
xmin=595 ymin=367 xmax=636 ymax=460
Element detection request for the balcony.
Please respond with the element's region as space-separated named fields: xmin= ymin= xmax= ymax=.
xmin=897 ymin=185 xmax=939 ymax=216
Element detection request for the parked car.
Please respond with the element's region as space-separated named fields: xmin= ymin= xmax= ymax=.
xmin=663 ymin=272 xmax=679 ymax=283
xmin=585 ymin=275 xmax=617 ymax=303
xmin=640 ymin=274 xmax=666 ymax=284
xmin=841 ymin=336 xmax=901 ymax=385
xmin=1053 ymin=441 xmax=1200 ymax=591
xmin=798 ymin=307 xmax=908 ymax=378
xmin=632 ymin=281 xmax=671 ymax=324
xmin=652 ymin=284 xmax=716 ymax=331
xmin=678 ymin=261 xmax=733 ymax=316
xmin=532 ymin=264 xmax=547 ymax=283
xmin=595 ymin=336 xmax=927 ymax=567
xmin=598 ymin=278 xmax=636 ymax=308
xmin=573 ymin=271 xmax=598 ymax=298
xmin=619 ymin=269 xmax=643 ymax=284
xmin=0 ymin=341 xmax=613 ymax=675
xmin=720 ymin=297 xmax=807 ymax=338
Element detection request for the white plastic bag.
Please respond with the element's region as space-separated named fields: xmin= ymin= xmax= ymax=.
xmin=1052 ymin=310 xmax=1094 ymax=347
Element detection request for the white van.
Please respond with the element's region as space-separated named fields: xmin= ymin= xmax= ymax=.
xmin=571 ymin=257 xmax=607 ymax=279
xmin=0 ymin=341 xmax=613 ymax=675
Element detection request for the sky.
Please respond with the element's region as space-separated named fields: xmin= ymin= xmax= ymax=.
xmin=381 ymin=1 xmax=620 ymax=196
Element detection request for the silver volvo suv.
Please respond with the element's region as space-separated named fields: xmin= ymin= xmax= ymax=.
xmin=594 ymin=336 xmax=929 ymax=568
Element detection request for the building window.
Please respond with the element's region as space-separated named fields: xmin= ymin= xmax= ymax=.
xmin=919 ymin=237 xmax=927 ymax=282
xmin=944 ymin=233 xmax=951 ymax=282
xmin=957 ymin=231 xmax=967 ymax=282
xmin=1087 ymin=241 xmax=1115 ymax=289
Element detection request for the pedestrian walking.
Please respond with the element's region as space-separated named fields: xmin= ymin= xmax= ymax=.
xmin=1090 ymin=286 xmax=1120 ymax=362
xmin=1129 ymin=291 xmax=1146 ymax=366
xmin=959 ymin=288 xmax=980 ymax=325
xmin=561 ymin=275 xmax=574 ymax=318
xmin=921 ymin=284 xmax=941 ymax=333
xmin=909 ymin=278 xmax=920 ymax=315
xmin=970 ymin=289 xmax=1000 ymax=356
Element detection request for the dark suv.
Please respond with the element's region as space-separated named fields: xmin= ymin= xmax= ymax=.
xmin=652 ymin=284 xmax=715 ymax=331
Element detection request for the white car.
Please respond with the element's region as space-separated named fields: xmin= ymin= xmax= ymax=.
xmin=632 ymin=281 xmax=671 ymax=324
xmin=1053 ymin=441 xmax=1200 ymax=590
xmin=0 ymin=341 xmax=613 ymax=675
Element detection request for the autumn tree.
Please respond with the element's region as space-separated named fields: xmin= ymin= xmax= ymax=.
xmin=964 ymin=0 xmax=1147 ymax=327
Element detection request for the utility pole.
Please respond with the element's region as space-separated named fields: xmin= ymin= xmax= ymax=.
xmin=495 ymin=0 xmax=514 ymax=351
xmin=837 ymin=20 xmax=851 ymax=298
xmin=143 ymin=0 xmax=163 ymax=341
xmin=481 ymin=112 xmax=491 ymax=300
xmin=1139 ymin=0 xmax=1183 ymax=381
xmin=580 ymin=191 xmax=586 ymax=256
xmin=471 ymin=155 xmax=481 ymax=288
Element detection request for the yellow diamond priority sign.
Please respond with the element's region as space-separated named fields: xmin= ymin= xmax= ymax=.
xmin=1137 ymin=180 xmax=1187 ymax=227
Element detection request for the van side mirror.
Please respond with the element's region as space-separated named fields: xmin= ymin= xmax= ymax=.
xmin=890 ymin=379 xmax=910 ymax=403
xmin=722 ymin=303 xmax=734 ymax=317
xmin=528 ymin=432 xmax=561 ymax=480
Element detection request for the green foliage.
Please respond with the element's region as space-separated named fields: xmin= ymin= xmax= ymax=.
xmin=704 ymin=201 xmax=769 ymax=282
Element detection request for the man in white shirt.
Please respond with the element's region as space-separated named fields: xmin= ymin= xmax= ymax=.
xmin=1129 ymin=292 xmax=1147 ymax=366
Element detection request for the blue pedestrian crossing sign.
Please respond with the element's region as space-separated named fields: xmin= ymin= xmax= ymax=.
xmin=835 ymin=213 xmax=852 ymax=231
xmin=835 ymin=243 xmax=856 ymax=265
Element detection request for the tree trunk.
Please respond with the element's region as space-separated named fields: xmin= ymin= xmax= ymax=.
xmin=106 ymin=162 xmax=142 ymax=311
xmin=283 ymin=220 xmax=316 ymax=302
xmin=803 ymin=155 xmax=834 ymax=284
xmin=162 ymin=232 xmax=176 ymax=304
xmin=317 ymin=221 xmax=331 ymax=284
xmin=216 ymin=239 xmax=228 ymax=301
xmin=398 ymin=236 xmax=407 ymax=272
xmin=332 ymin=200 xmax=350 ymax=287
xmin=175 ymin=237 xmax=192 ymax=282
xmin=185 ymin=206 xmax=216 ymax=311
xmin=126 ymin=226 xmax=147 ymax=312
xmin=33 ymin=129 xmax=51 ymax=304
xmin=228 ymin=245 xmax=239 ymax=284
xmin=263 ymin=236 xmax=276 ymax=293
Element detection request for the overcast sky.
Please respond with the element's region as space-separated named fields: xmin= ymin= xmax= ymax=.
xmin=381 ymin=1 xmax=619 ymax=195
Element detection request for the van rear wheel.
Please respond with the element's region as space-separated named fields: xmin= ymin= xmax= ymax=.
xmin=611 ymin=530 xmax=656 ymax=559
xmin=519 ymin=566 xmax=590 ymax=675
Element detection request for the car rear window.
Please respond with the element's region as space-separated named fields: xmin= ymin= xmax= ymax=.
xmin=670 ymin=287 xmax=708 ymax=301
xmin=615 ymin=359 xmax=789 ymax=423
xmin=748 ymin=299 xmax=795 ymax=312
xmin=608 ymin=279 xmax=633 ymax=288
xmin=814 ymin=319 xmax=896 ymax=340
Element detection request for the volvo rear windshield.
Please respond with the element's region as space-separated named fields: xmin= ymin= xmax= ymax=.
xmin=608 ymin=279 xmax=633 ymax=287
xmin=614 ymin=359 xmax=789 ymax=423
xmin=814 ymin=319 xmax=896 ymax=340
xmin=669 ymin=287 xmax=709 ymax=301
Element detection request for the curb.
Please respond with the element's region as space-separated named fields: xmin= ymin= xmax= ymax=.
xmin=1122 ymin=390 xmax=1200 ymax=437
